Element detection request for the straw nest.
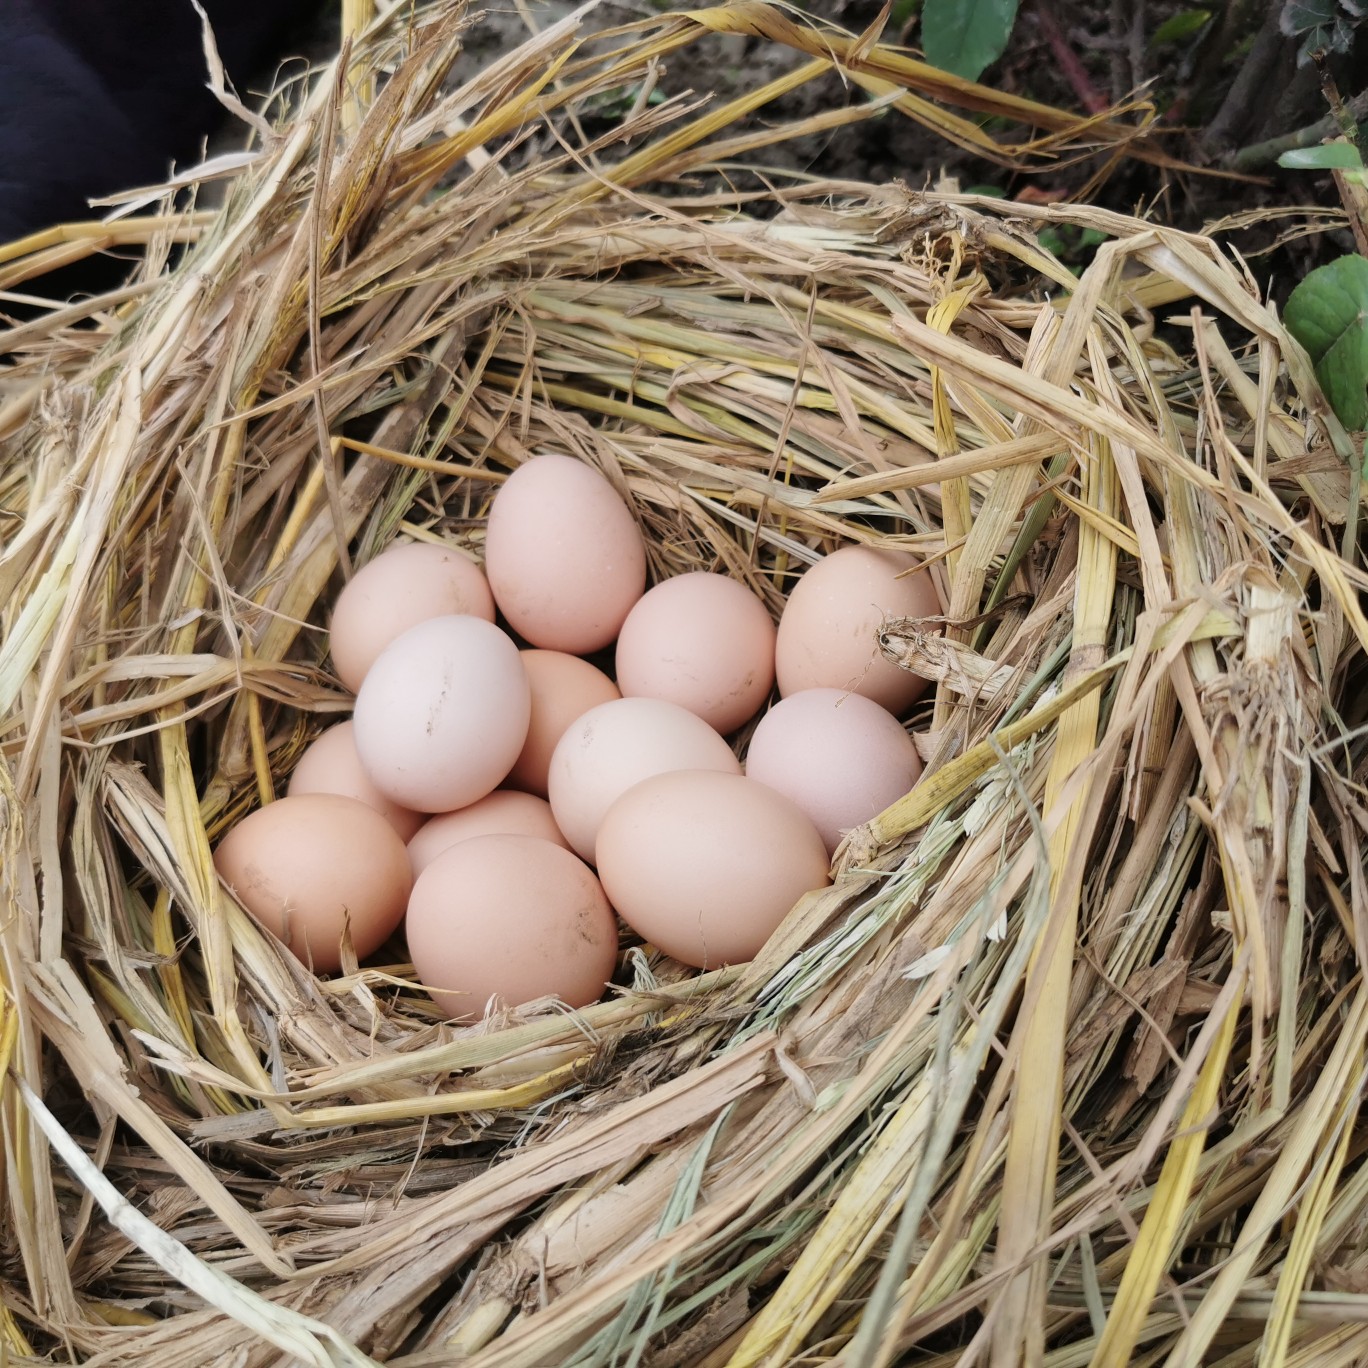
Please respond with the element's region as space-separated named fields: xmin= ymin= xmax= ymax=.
xmin=2 ymin=3 xmax=1367 ymax=1365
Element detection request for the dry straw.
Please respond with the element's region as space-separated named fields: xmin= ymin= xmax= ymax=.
xmin=1 ymin=2 xmax=1365 ymax=1365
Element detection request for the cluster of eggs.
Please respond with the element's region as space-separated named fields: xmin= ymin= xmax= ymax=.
xmin=213 ymin=455 xmax=939 ymax=1022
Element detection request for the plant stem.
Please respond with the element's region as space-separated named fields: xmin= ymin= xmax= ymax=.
xmin=1316 ymin=63 xmax=1367 ymax=160
xmin=1202 ymin=0 xmax=1287 ymax=153
xmin=1031 ymin=0 xmax=1109 ymax=114
xmin=1231 ymin=88 xmax=1368 ymax=170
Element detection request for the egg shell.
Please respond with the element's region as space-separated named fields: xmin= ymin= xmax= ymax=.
xmin=329 ymin=541 xmax=494 ymax=693
xmin=745 ymin=689 xmax=922 ymax=854
xmin=505 ymin=650 xmax=621 ymax=797
xmin=407 ymin=791 xmax=570 ymax=878
xmin=352 ymin=615 xmax=531 ymax=813
xmin=595 ymin=771 xmax=830 ymax=968
xmin=406 ymin=834 xmax=619 ymax=1022
xmin=484 ymin=455 xmax=647 ymax=653
xmin=548 ymin=696 xmax=741 ymax=863
xmin=775 ymin=546 xmax=940 ymax=714
xmin=614 ymin=572 xmax=777 ymax=734
xmin=214 ymin=794 xmax=411 ymax=973
xmin=287 ymin=720 xmax=424 ymax=841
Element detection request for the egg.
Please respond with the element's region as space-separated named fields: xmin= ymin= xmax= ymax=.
xmin=213 ymin=794 xmax=411 ymax=973
xmin=614 ymin=572 xmax=776 ymax=734
xmin=505 ymin=650 xmax=621 ymax=798
xmin=328 ymin=541 xmax=495 ymax=693
xmin=352 ymin=616 xmax=530 ymax=813
xmin=407 ymin=791 xmax=569 ymax=878
xmin=745 ymin=689 xmax=922 ymax=854
xmin=406 ymin=834 xmax=619 ymax=1022
xmin=548 ymin=697 xmax=741 ymax=863
xmin=484 ymin=455 xmax=647 ymax=653
xmin=596 ymin=771 xmax=830 ymax=968
xmin=775 ymin=545 xmax=940 ymax=714
xmin=286 ymin=720 xmax=423 ymax=841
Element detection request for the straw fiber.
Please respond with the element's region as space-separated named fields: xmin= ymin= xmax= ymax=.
xmin=1 ymin=4 xmax=1365 ymax=1366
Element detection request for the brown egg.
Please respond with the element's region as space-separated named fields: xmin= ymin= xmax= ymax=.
xmin=595 ymin=771 xmax=830 ymax=968
xmin=745 ymin=689 xmax=922 ymax=854
xmin=406 ymin=834 xmax=619 ymax=1022
xmin=775 ymin=546 xmax=940 ymax=715
xmin=484 ymin=455 xmax=647 ymax=653
xmin=614 ymin=572 xmax=777 ymax=734
xmin=407 ymin=791 xmax=570 ymax=878
xmin=328 ymin=540 xmax=495 ymax=694
xmin=505 ymin=651 xmax=620 ymax=798
xmin=213 ymin=794 xmax=411 ymax=973
xmin=286 ymin=720 xmax=423 ymax=842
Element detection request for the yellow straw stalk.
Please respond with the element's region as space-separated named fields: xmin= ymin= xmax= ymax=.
xmin=0 ymin=4 xmax=1363 ymax=1365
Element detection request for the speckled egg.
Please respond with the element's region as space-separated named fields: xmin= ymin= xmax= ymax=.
xmin=352 ymin=616 xmax=530 ymax=813
xmin=406 ymin=834 xmax=619 ymax=1022
xmin=614 ymin=572 xmax=776 ymax=734
xmin=214 ymin=794 xmax=411 ymax=973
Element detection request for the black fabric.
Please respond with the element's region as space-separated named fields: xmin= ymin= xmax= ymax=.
xmin=0 ymin=0 xmax=316 ymax=244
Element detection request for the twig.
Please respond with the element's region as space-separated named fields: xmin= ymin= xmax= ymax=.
xmin=1203 ymin=0 xmax=1287 ymax=153
xmin=1032 ymin=0 xmax=1110 ymax=115
xmin=1108 ymin=0 xmax=1130 ymax=107
xmin=1316 ymin=63 xmax=1367 ymax=159
xmin=1232 ymin=88 xmax=1368 ymax=172
xmin=1315 ymin=62 xmax=1368 ymax=256
xmin=1128 ymin=0 xmax=1146 ymax=102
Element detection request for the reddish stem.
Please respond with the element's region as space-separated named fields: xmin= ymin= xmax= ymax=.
xmin=1030 ymin=0 xmax=1110 ymax=116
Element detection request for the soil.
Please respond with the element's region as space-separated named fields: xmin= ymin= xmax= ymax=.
xmin=427 ymin=0 xmax=1365 ymax=297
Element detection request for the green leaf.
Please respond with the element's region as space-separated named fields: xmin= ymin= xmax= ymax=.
xmin=1151 ymin=9 xmax=1212 ymax=44
xmin=1037 ymin=226 xmax=1069 ymax=258
xmin=1284 ymin=254 xmax=1368 ymax=431
xmin=1278 ymin=143 xmax=1366 ymax=170
xmin=922 ymin=0 xmax=1021 ymax=80
xmin=1279 ymin=0 xmax=1365 ymax=66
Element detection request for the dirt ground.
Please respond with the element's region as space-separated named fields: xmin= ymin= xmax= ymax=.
xmin=426 ymin=0 xmax=1359 ymax=291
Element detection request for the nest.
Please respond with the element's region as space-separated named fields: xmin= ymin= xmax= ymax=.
xmin=3 ymin=4 xmax=1367 ymax=1365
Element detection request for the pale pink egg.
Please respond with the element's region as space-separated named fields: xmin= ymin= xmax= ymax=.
xmin=484 ymin=455 xmax=646 ymax=653
xmin=745 ymin=689 xmax=922 ymax=854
